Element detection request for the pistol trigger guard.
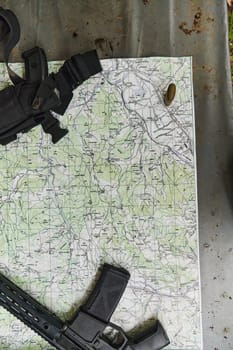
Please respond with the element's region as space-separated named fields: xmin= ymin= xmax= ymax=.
xmin=98 ymin=322 xmax=128 ymax=350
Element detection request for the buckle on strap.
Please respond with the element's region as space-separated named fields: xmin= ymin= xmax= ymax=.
xmin=41 ymin=114 xmax=68 ymax=143
xmin=63 ymin=58 xmax=84 ymax=89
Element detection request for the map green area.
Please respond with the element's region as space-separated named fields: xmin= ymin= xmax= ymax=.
xmin=0 ymin=57 xmax=201 ymax=349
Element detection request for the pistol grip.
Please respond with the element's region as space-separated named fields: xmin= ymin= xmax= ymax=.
xmin=131 ymin=321 xmax=170 ymax=350
xmin=67 ymin=264 xmax=130 ymax=345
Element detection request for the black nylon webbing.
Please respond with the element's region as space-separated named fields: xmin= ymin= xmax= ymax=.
xmin=0 ymin=7 xmax=23 ymax=85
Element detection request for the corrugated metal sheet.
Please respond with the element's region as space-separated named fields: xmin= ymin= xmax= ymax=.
xmin=0 ymin=0 xmax=233 ymax=349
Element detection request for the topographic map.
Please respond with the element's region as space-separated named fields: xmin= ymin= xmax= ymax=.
xmin=0 ymin=57 xmax=201 ymax=349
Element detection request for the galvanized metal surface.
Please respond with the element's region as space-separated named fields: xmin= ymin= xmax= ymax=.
xmin=1 ymin=0 xmax=233 ymax=349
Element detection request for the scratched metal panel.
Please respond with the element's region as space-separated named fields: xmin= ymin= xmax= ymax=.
xmin=0 ymin=0 xmax=233 ymax=349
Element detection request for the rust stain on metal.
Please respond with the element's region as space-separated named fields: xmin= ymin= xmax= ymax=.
xmin=65 ymin=24 xmax=79 ymax=38
xmin=203 ymin=84 xmax=213 ymax=94
xmin=109 ymin=41 xmax=113 ymax=52
xmin=179 ymin=22 xmax=192 ymax=35
xmin=193 ymin=8 xmax=202 ymax=26
xmin=142 ymin=0 xmax=150 ymax=5
xmin=94 ymin=38 xmax=106 ymax=50
xmin=179 ymin=7 xmax=202 ymax=35
xmin=95 ymin=38 xmax=114 ymax=55
xmin=202 ymin=65 xmax=213 ymax=73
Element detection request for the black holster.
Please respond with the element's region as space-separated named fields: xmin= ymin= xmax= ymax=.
xmin=0 ymin=82 xmax=41 ymax=144
xmin=0 ymin=7 xmax=102 ymax=145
